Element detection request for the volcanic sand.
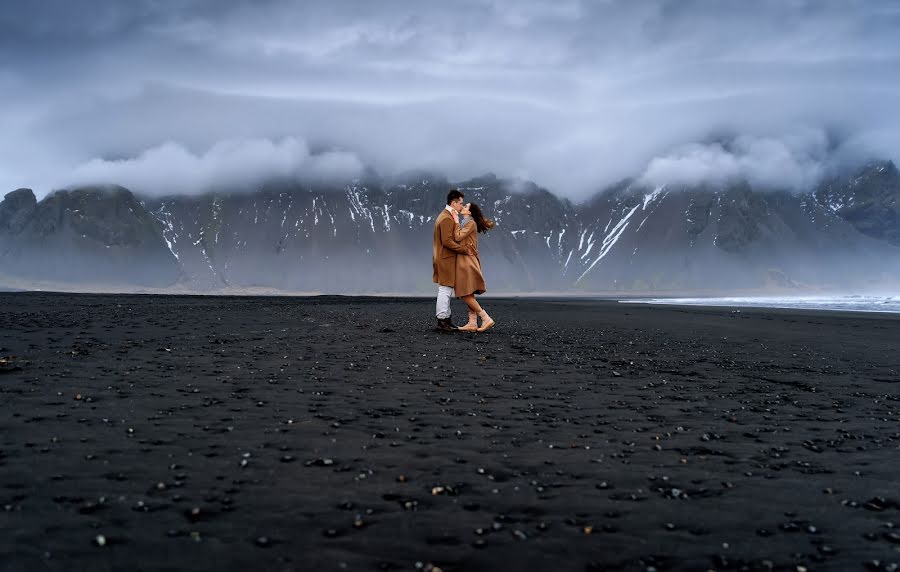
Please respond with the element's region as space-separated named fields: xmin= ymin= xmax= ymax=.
xmin=1 ymin=293 xmax=899 ymax=571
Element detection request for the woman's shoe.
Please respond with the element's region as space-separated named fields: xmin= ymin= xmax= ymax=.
xmin=476 ymin=311 xmax=495 ymax=332
xmin=458 ymin=310 xmax=478 ymax=332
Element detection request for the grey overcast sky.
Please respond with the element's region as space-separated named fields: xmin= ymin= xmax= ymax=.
xmin=1 ymin=0 xmax=899 ymax=198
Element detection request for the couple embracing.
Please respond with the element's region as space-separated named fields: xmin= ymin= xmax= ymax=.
xmin=432 ymin=189 xmax=496 ymax=332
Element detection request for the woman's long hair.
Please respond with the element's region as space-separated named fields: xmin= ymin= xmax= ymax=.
xmin=469 ymin=203 xmax=495 ymax=234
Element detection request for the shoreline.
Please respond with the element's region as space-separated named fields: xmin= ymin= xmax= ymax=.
xmin=4 ymin=274 xmax=898 ymax=301
xmin=4 ymin=289 xmax=900 ymax=316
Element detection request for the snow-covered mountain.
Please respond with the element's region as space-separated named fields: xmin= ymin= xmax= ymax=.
xmin=2 ymin=162 xmax=899 ymax=293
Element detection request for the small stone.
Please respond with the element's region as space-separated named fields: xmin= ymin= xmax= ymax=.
xmin=865 ymin=497 xmax=888 ymax=511
xmin=94 ymin=534 xmax=106 ymax=547
xmin=79 ymin=502 xmax=103 ymax=514
xmin=255 ymin=536 xmax=271 ymax=547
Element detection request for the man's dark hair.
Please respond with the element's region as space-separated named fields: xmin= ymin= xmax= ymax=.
xmin=447 ymin=189 xmax=464 ymax=205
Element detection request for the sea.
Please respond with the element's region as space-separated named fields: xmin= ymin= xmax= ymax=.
xmin=620 ymin=295 xmax=900 ymax=314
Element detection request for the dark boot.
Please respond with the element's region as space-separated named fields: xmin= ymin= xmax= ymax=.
xmin=436 ymin=317 xmax=457 ymax=332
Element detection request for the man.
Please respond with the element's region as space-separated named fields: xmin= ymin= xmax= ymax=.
xmin=433 ymin=189 xmax=470 ymax=331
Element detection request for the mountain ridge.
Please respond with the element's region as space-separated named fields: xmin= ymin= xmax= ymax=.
xmin=2 ymin=161 xmax=899 ymax=293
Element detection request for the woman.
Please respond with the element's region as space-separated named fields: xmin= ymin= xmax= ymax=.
xmin=454 ymin=202 xmax=496 ymax=332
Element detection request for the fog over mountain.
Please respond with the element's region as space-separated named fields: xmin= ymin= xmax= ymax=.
xmin=2 ymin=0 xmax=900 ymax=199
xmin=2 ymin=159 xmax=899 ymax=294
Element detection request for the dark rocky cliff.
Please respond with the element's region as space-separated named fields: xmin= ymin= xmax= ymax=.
xmin=2 ymin=162 xmax=899 ymax=292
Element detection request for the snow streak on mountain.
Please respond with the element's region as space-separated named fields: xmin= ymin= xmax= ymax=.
xmin=1 ymin=163 xmax=899 ymax=293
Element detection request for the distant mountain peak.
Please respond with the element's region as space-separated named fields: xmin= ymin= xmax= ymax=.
xmin=3 ymin=157 xmax=899 ymax=292
xmin=0 ymin=188 xmax=37 ymax=233
xmin=2 ymin=188 xmax=36 ymax=207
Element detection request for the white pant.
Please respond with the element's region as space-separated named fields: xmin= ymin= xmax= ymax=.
xmin=435 ymin=285 xmax=454 ymax=319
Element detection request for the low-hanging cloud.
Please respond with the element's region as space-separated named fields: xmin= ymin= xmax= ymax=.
xmin=66 ymin=138 xmax=364 ymax=196
xmin=639 ymin=131 xmax=834 ymax=191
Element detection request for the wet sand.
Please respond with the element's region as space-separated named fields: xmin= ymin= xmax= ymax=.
xmin=1 ymin=293 xmax=899 ymax=571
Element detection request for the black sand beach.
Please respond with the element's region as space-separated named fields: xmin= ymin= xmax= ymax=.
xmin=1 ymin=293 xmax=899 ymax=572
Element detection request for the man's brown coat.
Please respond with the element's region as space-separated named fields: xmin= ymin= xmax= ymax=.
xmin=432 ymin=209 xmax=468 ymax=286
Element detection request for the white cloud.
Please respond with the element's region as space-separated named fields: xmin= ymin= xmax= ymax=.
xmin=65 ymin=138 xmax=364 ymax=196
xmin=639 ymin=131 xmax=833 ymax=191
